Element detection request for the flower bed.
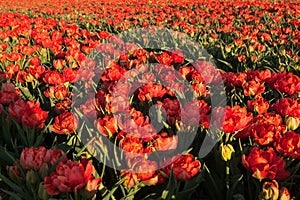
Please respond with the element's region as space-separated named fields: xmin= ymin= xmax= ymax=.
xmin=0 ymin=0 xmax=299 ymax=199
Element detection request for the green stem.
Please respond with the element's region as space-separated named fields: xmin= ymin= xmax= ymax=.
xmin=225 ymin=163 xmax=230 ymax=200
xmin=74 ymin=192 xmax=79 ymax=200
xmin=226 ymin=165 xmax=230 ymax=188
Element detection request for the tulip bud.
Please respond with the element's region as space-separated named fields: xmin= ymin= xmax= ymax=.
xmin=86 ymin=22 xmax=90 ymax=29
xmin=26 ymin=170 xmax=37 ymax=185
xmin=220 ymin=143 xmax=235 ymax=161
xmin=249 ymin=87 xmax=256 ymax=96
xmin=258 ymin=180 xmax=279 ymax=200
xmin=71 ymin=61 xmax=78 ymax=69
xmin=248 ymin=45 xmax=255 ymax=53
xmin=38 ymin=183 xmax=49 ymax=200
xmin=285 ymin=116 xmax=299 ymax=130
xmin=40 ymin=48 xmax=48 ymax=59
xmin=279 ymin=65 xmax=285 ymax=72
xmin=279 ymin=187 xmax=292 ymax=200
xmin=38 ymin=163 xmax=49 ymax=179
xmin=24 ymin=73 xmax=35 ymax=83
xmin=53 ymin=59 xmax=65 ymax=70
xmin=7 ymin=165 xmax=23 ymax=184
xmin=208 ymin=37 xmax=214 ymax=43
xmin=225 ymin=45 xmax=232 ymax=53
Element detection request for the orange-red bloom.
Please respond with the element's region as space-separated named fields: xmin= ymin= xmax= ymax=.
xmin=153 ymin=132 xmax=178 ymax=151
xmin=272 ymin=98 xmax=300 ymax=118
xmin=216 ymin=105 xmax=253 ymax=134
xmin=96 ymin=115 xmax=118 ymax=137
xmin=0 ymin=83 xmax=20 ymax=105
xmin=242 ymin=147 xmax=289 ymax=180
xmin=8 ymin=100 xmax=48 ymax=129
xmin=274 ymin=131 xmax=300 ymax=159
xmin=161 ymin=154 xmax=201 ymax=181
xmin=247 ymin=96 xmax=269 ymax=114
xmin=266 ymin=72 xmax=300 ymax=95
xmin=52 ymin=112 xmax=78 ymax=134
xmin=44 ymin=158 xmax=101 ymax=195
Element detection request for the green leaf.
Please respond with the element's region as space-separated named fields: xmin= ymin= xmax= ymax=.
xmin=18 ymin=86 xmax=35 ymax=100
xmin=176 ymin=170 xmax=205 ymax=199
xmin=227 ymin=175 xmax=243 ymax=200
xmin=0 ymin=189 xmax=23 ymax=200
xmin=0 ymin=174 xmax=23 ymax=194
xmin=102 ymin=177 xmax=126 ymax=200
xmin=232 ymin=194 xmax=246 ymax=200
xmin=0 ymin=148 xmax=17 ymax=166
xmin=203 ymin=164 xmax=223 ymax=200
xmin=33 ymin=131 xmax=45 ymax=147
xmin=217 ymin=58 xmax=233 ymax=70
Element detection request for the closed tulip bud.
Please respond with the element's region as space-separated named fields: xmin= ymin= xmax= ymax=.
xmin=225 ymin=45 xmax=232 ymax=53
xmin=38 ymin=163 xmax=49 ymax=179
xmin=259 ymin=180 xmax=279 ymax=200
xmin=220 ymin=143 xmax=235 ymax=161
xmin=38 ymin=183 xmax=49 ymax=200
xmin=26 ymin=170 xmax=37 ymax=185
xmin=208 ymin=37 xmax=214 ymax=43
xmin=279 ymin=66 xmax=285 ymax=72
xmin=248 ymin=45 xmax=255 ymax=53
xmin=7 ymin=165 xmax=23 ymax=184
xmin=40 ymin=48 xmax=48 ymax=59
xmin=285 ymin=116 xmax=299 ymax=130
xmin=24 ymin=73 xmax=35 ymax=83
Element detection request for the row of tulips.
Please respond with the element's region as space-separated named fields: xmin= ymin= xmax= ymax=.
xmin=0 ymin=0 xmax=300 ymax=199
xmin=0 ymin=0 xmax=299 ymax=73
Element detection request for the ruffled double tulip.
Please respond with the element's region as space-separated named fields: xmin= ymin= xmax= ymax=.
xmin=242 ymin=147 xmax=289 ymax=181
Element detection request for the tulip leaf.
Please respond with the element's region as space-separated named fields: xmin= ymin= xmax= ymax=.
xmin=203 ymin=164 xmax=223 ymax=200
xmin=0 ymin=174 xmax=24 ymax=195
xmin=0 ymin=189 xmax=23 ymax=200
xmin=217 ymin=58 xmax=233 ymax=70
xmin=176 ymin=171 xmax=205 ymax=199
xmin=232 ymin=194 xmax=246 ymax=200
xmin=18 ymin=86 xmax=35 ymax=100
xmin=227 ymin=174 xmax=243 ymax=200
xmin=102 ymin=177 xmax=126 ymax=200
xmin=161 ymin=169 xmax=177 ymax=200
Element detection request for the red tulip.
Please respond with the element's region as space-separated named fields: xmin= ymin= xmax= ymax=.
xmin=52 ymin=112 xmax=78 ymax=134
xmin=44 ymin=158 xmax=101 ymax=195
xmin=161 ymin=154 xmax=201 ymax=181
xmin=242 ymin=147 xmax=289 ymax=181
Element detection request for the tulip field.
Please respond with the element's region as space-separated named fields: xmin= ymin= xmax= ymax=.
xmin=0 ymin=0 xmax=300 ymax=199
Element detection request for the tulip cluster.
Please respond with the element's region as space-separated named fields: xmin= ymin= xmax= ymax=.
xmin=6 ymin=147 xmax=102 ymax=199
xmin=0 ymin=0 xmax=299 ymax=199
